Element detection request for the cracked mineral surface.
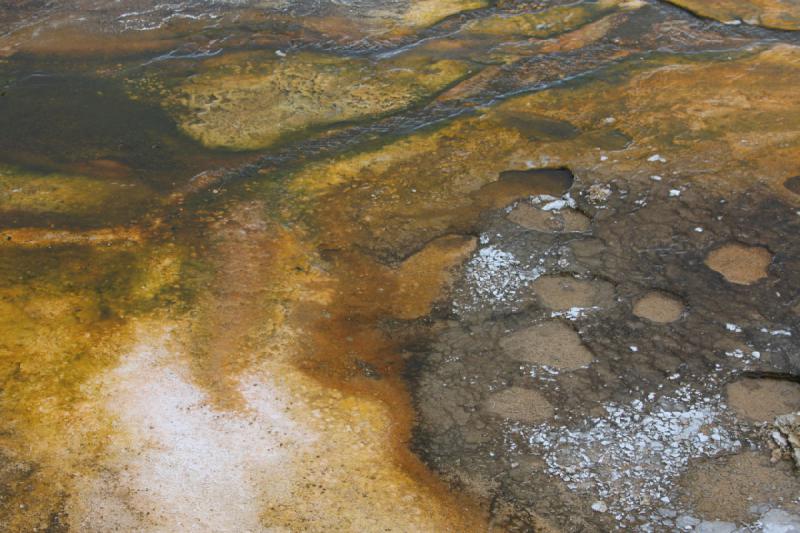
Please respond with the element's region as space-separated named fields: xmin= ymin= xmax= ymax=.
xmin=1 ymin=0 xmax=800 ymax=532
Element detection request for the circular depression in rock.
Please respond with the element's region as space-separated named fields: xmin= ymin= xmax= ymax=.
xmin=531 ymin=275 xmax=615 ymax=311
xmin=726 ymin=377 xmax=800 ymax=423
xmin=704 ymin=243 xmax=772 ymax=285
xmin=499 ymin=320 xmax=593 ymax=370
xmin=632 ymin=291 xmax=685 ymax=323
xmin=484 ymin=386 xmax=553 ymax=424
xmin=507 ymin=204 xmax=590 ymax=233
xmin=784 ymin=175 xmax=800 ymax=195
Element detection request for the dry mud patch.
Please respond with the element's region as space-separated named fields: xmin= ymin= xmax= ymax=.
xmin=633 ymin=291 xmax=686 ymax=324
xmin=678 ymin=451 xmax=800 ymax=525
xmin=705 ymin=243 xmax=773 ymax=286
xmin=726 ymin=377 xmax=800 ymax=423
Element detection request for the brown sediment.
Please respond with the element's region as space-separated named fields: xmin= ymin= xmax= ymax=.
xmin=166 ymin=195 xmax=493 ymax=530
xmin=507 ymin=203 xmax=591 ymax=233
xmin=393 ymin=234 xmax=478 ymax=319
xmin=267 ymin=151 xmax=583 ymax=527
xmin=679 ymin=451 xmax=800 ymax=523
xmin=726 ymin=377 xmax=800 ymax=422
xmin=185 ymin=201 xmax=302 ymax=410
xmin=471 ymin=169 xmax=575 ymax=212
xmin=484 ymin=386 xmax=555 ymax=424
xmin=704 ymin=242 xmax=772 ymax=285
xmin=632 ymin=291 xmax=685 ymax=323
xmin=531 ymin=275 xmax=615 ymax=311
xmin=500 ymin=321 xmax=594 ymax=370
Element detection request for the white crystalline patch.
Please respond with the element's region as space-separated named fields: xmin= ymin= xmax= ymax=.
xmin=695 ymin=520 xmax=736 ymax=532
xmin=726 ymin=323 xmax=742 ymax=333
xmin=772 ymin=430 xmax=789 ymax=449
xmin=650 ymin=175 xmax=663 ymax=181
xmin=761 ymin=328 xmax=792 ymax=337
xmin=530 ymin=194 xmax=558 ymax=204
xmin=724 ymin=349 xmax=761 ymax=362
xmin=71 ymin=326 xmax=310 ymax=532
xmin=531 ymin=192 xmax=577 ymax=212
xmin=514 ymin=385 xmax=741 ymax=521
xmin=455 ymin=245 xmax=544 ymax=313
xmin=759 ymin=509 xmax=800 ymax=532
xmin=550 ymin=306 xmax=599 ymax=321
xmin=542 ymin=199 xmax=569 ymax=211
xmin=587 ymin=184 xmax=612 ymax=205
xmin=648 ymin=154 xmax=666 ymax=163
xmin=669 ymin=189 xmax=682 ymax=197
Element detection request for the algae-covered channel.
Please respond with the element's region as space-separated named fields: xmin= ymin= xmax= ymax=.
xmin=1 ymin=1 xmax=800 ymax=531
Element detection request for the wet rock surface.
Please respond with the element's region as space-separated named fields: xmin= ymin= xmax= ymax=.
xmin=666 ymin=0 xmax=800 ymax=30
xmin=157 ymin=51 xmax=471 ymax=150
xmin=1 ymin=0 xmax=800 ymax=531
